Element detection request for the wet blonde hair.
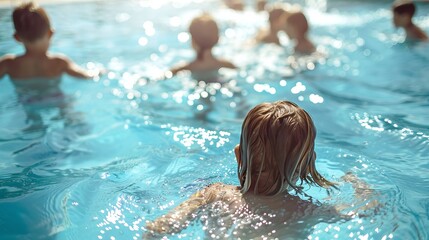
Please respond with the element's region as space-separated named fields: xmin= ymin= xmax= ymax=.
xmin=238 ymin=101 xmax=333 ymax=196
xmin=189 ymin=14 xmax=219 ymax=60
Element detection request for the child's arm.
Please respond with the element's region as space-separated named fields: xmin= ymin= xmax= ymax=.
xmin=219 ymin=60 xmax=237 ymax=70
xmin=58 ymin=56 xmax=97 ymax=79
xmin=169 ymin=63 xmax=191 ymax=76
xmin=338 ymin=172 xmax=380 ymax=215
xmin=0 ymin=55 xmax=13 ymax=79
xmin=145 ymin=183 xmax=221 ymax=235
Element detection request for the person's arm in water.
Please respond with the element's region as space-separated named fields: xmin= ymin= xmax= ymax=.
xmin=57 ymin=55 xmax=98 ymax=79
xmin=169 ymin=62 xmax=191 ymax=76
xmin=338 ymin=172 xmax=380 ymax=215
xmin=145 ymin=183 xmax=221 ymax=236
xmin=219 ymin=60 xmax=237 ymax=69
xmin=0 ymin=55 xmax=13 ymax=79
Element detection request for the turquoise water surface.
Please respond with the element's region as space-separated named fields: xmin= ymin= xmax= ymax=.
xmin=0 ymin=0 xmax=428 ymax=239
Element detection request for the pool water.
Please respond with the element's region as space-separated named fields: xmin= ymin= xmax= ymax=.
xmin=0 ymin=0 xmax=428 ymax=239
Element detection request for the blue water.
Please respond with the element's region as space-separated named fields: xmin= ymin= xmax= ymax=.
xmin=0 ymin=0 xmax=428 ymax=239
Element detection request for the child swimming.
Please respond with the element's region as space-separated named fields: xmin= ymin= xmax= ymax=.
xmin=169 ymin=14 xmax=236 ymax=82
xmin=256 ymin=4 xmax=316 ymax=54
xmin=283 ymin=10 xmax=316 ymax=54
xmin=255 ymin=6 xmax=287 ymax=45
xmin=0 ymin=2 xmax=97 ymax=133
xmin=0 ymin=2 xmax=98 ymax=80
xmin=392 ymin=0 xmax=428 ymax=41
xmin=145 ymin=101 xmax=377 ymax=238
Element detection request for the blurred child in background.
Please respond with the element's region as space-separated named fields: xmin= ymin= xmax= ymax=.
xmin=283 ymin=10 xmax=316 ymax=54
xmin=256 ymin=4 xmax=316 ymax=54
xmin=392 ymin=0 xmax=428 ymax=41
xmin=169 ymin=14 xmax=236 ymax=82
xmin=0 ymin=2 xmax=98 ymax=80
xmin=0 ymin=2 xmax=98 ymax=132
xmin=256 ymin=6 xmax=287 ymax=45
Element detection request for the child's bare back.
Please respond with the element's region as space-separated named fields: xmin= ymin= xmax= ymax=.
xmin=0 ymin=53 xmax=90 ymax=80
xmin=147 ymin=182 xmax=341 ymax=239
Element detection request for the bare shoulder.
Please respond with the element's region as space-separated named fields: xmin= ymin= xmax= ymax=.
xmin=203 ymin=183 xmax=240 ymax=202
xmin=205 ymin=182 xmax=228 ymax=191
xmin=417 ymin=28 xmax=429 ymax=41
xmin=0 ymin=54 xmax=16 ymax=77
xmin=46 ymin=53 xmax=92 ymax=79
xmin=218 ymin=59 xmax=237 ymax=69
xmin=202 ymin=182 xmax=224 ymax=196
xmin=0 ymin=54 xmax=16 ymax=65
xmin=171 ymin=61 xmax=192 ymax=75
xmin=48 ymin=53 xmax=71 ymax=65
xmin=0 ymin=54 xmax=16 ymax=61
xmin=408 ymin=25 xmax=429 ymax=41
xmin=255 ymin=28 xmax=268 ymax=42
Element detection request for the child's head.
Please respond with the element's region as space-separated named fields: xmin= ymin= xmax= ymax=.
xmin=12 ymin=2 xmax=52 ymax=50
xmin=235 ymin=101 xmax=332 ymax=196
xmin=283 ymin=12 xmax=309 ymax=40
xmin=392 ymin=0 xmax=416 ymax=27
xmin=256 ymin=0 xmax=267 ymax=12
xmin=224 ymin=0 xmax=244 ymax=11
xmin=189 ymin=14 xmax=219 ymax=60
xmin=267 ymin=7 xmax=287 ymax=32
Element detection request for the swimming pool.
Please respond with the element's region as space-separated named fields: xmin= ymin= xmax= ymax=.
xmin=0 ymin=0 xmax=428 ymax=239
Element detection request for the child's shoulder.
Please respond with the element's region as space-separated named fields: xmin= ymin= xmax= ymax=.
xmin=170 ymin=61 xmax=192 ymax=75
xmin=203 ymin=182 xmax=228 ymax=196
xmin=0 ymin=54 xmax=17 ymax=77
xmin=216 ymin=59 xmax=237 ymax=69
xmin=45 ymin=53 xmax=80 ymax=71
xmin=0 ymin=54 xmax=17 ymax=63
xmin=206 ymin=182 xmax=238 ymax=191
xmin=202 ymin=183 xmax=241 ymax=202
xmin=46 ymin=53 xmax=72 ymax=63
xmin=205 ymin=182 xmax=234 ymax=191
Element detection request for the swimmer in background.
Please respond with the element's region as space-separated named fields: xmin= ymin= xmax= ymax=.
xmin=255 ymin=6 xmax=287 ymax=45
xmin=283 ymin=10 xmax=316 ymax=54
xmin=392 ymin=0 xmax=428 ymax=41
xmin=0 ymin=2 xmax=99 ymax=80
xmin=256 ymin=4 xmax=316 ymax=54
xmin=168 ymin=14 xmax=237 ymax=82
xmin=145 ymin=101 xmax=379 ymax=238
xmin=0 ymin=2 xmax=98 ymax=133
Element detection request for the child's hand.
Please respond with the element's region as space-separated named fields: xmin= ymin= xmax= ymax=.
xmin=341 ymin=172 xmax=373 ymax=196
xmin=341 ymin=172 xmax=381 ymax=213
xmin=341 ymin=172 xmax=359 ymax=183
xmin=86 ymin=63 xmax=107 ymax=79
